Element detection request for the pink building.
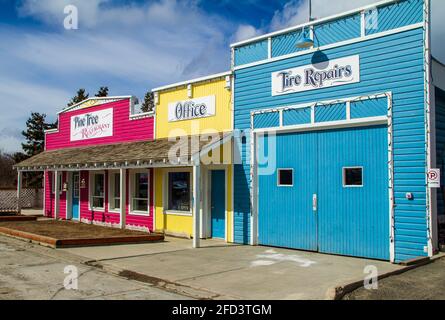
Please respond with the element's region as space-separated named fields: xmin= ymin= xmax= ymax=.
xmin=41 ymin=96 xmax=155 ymax=232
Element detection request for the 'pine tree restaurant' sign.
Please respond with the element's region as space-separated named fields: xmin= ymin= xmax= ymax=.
xmin=70 ymin=108 xmax=113 ymax=141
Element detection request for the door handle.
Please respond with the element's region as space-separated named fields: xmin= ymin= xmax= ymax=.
xmin=313 ymin=194 xmax=317 ymax=212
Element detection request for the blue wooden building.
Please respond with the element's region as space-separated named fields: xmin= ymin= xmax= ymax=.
xmin=231 ymin=0 xmax=444 ymax=262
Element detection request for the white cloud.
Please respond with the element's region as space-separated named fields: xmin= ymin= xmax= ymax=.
xmin=0 ymin=0 xmax=234 ymax=152
xmin=270 ymin=0 xmax=444 ymax=62
xmin=271 ymin=0 xmax=377 ymax=31
xmin=18 ymin=0 xmax=109 ymax=28
xmin=233 ymin=24 xmax=262 ymax=42
xmin=431 ymin=0 xmax=445 ymax=62
xmin=0 ymin=78 xmax=71 ymax=153
xmin=2 ymin=0 xmax=444 ymax=154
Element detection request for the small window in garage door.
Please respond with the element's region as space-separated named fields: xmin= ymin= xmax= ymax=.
xmin=277 ymin=169 xmax=294 ymax=187
xmin=343 ymin=167 xmax=363 ymax=187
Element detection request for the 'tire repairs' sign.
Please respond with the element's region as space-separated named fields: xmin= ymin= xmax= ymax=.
xmin=271 ymin=55 xmax=360 ymax=96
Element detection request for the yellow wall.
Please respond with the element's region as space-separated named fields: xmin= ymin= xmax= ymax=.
xmin=154 ymin=75 xmax=233 ymax=242
xmin=154 ymin=165 xmax=233 ymax=241
xmin=155 ymin=77 xmax=232 ymax=139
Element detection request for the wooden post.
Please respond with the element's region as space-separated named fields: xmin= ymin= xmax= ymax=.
xmin=120 ymin=168 xmax=126 ymax=229
xmin=54 ymin=170 xmax=60 ymax=220
xmin=193 ymin=163 xmax=201 ymax=248
xmin=17 ymin=171 xmax=22 ymax=215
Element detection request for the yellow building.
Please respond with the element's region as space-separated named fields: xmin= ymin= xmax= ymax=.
xmin=152 ymin=71 xmax=233 ymax=244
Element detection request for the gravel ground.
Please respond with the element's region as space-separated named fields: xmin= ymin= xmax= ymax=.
xmin=0 ymin=220 xmax=150 ymax=239
xmin=0 ymin=235 xmax=190 ymax=300
xmin=344 ymin=257 xmax=445 ymax=300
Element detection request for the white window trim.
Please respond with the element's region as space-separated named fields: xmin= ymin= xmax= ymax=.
xmin=342 ymin=166 xmax=364 ymax=188
xmin=128 ymin=169 xmax=150 ymax=216
xmin=89 ymin=171 xmax=106 ymax=212
xmin=52 ymin=172 xmax=63 ymax=195
xmin=164 ymin=168 xmax=193 ymax=216
xmin=277 ymin=168 xmax=294 ymax=187
xmin=108 ymin=170 xmax=121 ymax=214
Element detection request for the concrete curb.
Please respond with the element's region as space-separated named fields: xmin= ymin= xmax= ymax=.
xmin=326 ymin=254 xmax=445 ymax=300
xmin=85 ymin=260 xmax=236 ymax=300
xmin=0 ymin=216 xmax=38 ymax=222
xmin=0 ymin=226 xmax=164 ymax=248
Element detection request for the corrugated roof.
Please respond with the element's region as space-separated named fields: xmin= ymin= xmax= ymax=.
xmin=15 ymin=132 xmax=232 ymax=170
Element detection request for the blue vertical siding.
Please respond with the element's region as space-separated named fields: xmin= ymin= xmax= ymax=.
xmin=317 ymin=125 xmax=389 ymax=260
xmin=435 ymin=88 xmax=445 ymax=222
xmin=314 ymin=14 xmax=361 ymax=47
xmin=234 ymin=136 xmax=251 ymax=244
xmin=234 ymin=0 xmax=423 ymax=67
xmin=272 ymin=29 xmax=308 ymax=58
xmin=234 ymin=40 xmax=268 ymax=66
xmin=233 ymin=26 xmax=428 ymax=262
xmin=283 ymin=108 xmax=311 ymax=126
xmin=351 ymin=97 xmax=388 ymax=119
xmin=365 ymin=0 xmax=423 ymax=35
xmin=315 ymin=103 xmax=346 ymax=122
xmin=258 ymin=132 xmax=318 ymax=251
xmin=253 ymin=112 xmax=280 ymax=129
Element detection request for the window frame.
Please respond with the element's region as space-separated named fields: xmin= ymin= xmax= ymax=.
xmin=129 ymin=169 xmax=150 ymax=216
xmin=164 ymin=169 xmax=192 ymax=216
xmin=89 ymin=171 xmax=106 ymax=212
xmin=277 ymin=168 xmax=294 ymax=187
xmin=342 ymin=166 xmax=364 ymax=188
xmin=108 ymin=170 xmax=121 ymax=213
xmin=51 ymin=172 xmax=63 ymax=195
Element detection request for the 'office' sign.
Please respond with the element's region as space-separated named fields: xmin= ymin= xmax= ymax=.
xmin=168 ymin=95 xmax=216 ymax=122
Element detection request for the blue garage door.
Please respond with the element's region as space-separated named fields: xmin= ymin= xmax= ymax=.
xmin=257 ymin=125 xmax=389 ymax=260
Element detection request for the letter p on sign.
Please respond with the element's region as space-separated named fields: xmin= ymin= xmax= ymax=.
xmin=428 ymin=169 xmax=440 ymax=188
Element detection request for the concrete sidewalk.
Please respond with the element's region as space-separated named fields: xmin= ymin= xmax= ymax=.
xmin=62 ymin=237 xmax=402 ymax=300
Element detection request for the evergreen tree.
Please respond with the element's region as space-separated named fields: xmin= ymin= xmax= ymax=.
xmin=19 ymin=113 xmax=56 ymax=188
xmin=95 ymin=86 xmax=109 ymax=97
xmin=21 ymin=113 xmax=51 ymax=157
xmin=141 ymin=91 xmax=155 ymax=113
xmin=67 ymin=88 xmax=89 ymax=107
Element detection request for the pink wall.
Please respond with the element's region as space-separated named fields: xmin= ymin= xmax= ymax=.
xmin=44 ymin=171 xmax=67 ymax=219
xmin=125 ymin=169 xmax=154 ymax=230
xmin=43 ymin=98 xmax=155 ymax=232
xmin=44 ymin=171 xmax=53 ymax=218
xmin=45 ymin=99 xmax=154 ymax=151
xmin=79 ymin=171 xmax=120 ymax=225
xmin=51 ymin=169 xmax=154 ymax=231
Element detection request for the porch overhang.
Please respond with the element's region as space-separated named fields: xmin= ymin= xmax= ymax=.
xmin=14 ymin=132 xmax=233 ymax=172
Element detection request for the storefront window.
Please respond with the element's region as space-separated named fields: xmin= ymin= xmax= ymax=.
xmin=130 ymin=171 xmax=149 ymax=214
xmin=91 ymin=173 xmax=105 ymax=209
xmin=109 ymin=172 xmax=120 ymax=211
xmin=168 ymin=172 xmax=190 ymax=212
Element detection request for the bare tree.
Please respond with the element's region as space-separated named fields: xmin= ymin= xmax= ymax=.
xmin=0 ymin=151 xmax=16 ymax=188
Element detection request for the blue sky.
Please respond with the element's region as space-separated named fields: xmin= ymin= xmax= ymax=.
xmin=0 ymin=0 xmax=444 ymax=153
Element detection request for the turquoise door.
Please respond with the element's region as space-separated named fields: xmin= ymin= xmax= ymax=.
xmin=258 ymin=131 xmax=318 ymax=251
xmin=211 ymin=170 xmax=226 ymax=239
xmin=72 ymin=173 xmax=80 ymax=220
xmin=257 ymin=125 xmax=389 ymax=260
xmin=317 ymin=125 xmax=389 ymax=260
